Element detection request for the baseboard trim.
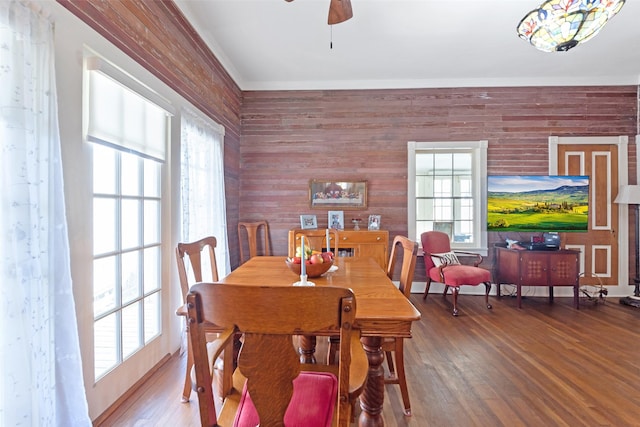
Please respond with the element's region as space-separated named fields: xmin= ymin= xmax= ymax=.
xmin=410 ymin=281 xmax=635 ymax=298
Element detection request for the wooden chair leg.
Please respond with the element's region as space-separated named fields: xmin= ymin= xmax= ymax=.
xmin=443 ymin=284 xmax=449 ymax=297
xmin=423 ymin=279 xmax=432 ymax=300
xmin=385 ymin=350 xmax=395 ymax=378
xmin=452 ymin=286 xmax=459 ymax=316
xmin=394 ymin=339 xmax=411 ymax=416
xmin=327 ymin=335 xmax=340 ymax=365
xmin=350 ymin=398 xmax=358 ymax=423
xmin=484 ymin=282 xmax=493 ymax=309
xmin=181 ymin=332 xmax=194 ymax=402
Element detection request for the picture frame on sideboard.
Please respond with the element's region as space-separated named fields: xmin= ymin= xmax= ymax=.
xmin=300 ymin=214 xmax=318 ymax=229
xmin=328 ymin=210 xmax=344 ymax=230
xmin=368 ymin=214 xmax=381 ymax=230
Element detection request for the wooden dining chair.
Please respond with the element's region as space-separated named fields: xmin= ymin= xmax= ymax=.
xmin=421 ymin=230 xmax=492 ymax=316
xmin=175 ymin=236 xmax=219 ymax=403
xmin=237 ymin=221 xmax=270 ymax=264
xmin=186 ymin=282 xmax=368 ymax=427
xmin=382 ymin=235 xmax=418 ymax=416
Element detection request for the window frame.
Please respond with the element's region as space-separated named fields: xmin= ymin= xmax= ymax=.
xmin=86 ymin=57 xmax=170 ymax=380
xmin=408 ymin=140 xmax=488 ymax=255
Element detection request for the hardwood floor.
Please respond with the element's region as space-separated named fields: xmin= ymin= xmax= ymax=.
xmin=97 ymin=293 xmax=640 ymax=426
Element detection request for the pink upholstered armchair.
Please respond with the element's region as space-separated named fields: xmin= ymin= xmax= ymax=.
xmin=421 ymin=231 xmax=492 ymax=316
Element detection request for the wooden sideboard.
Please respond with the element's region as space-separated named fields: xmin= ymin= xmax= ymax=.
xmin=494 ymin=246 xmax=580 ymax=309
xmin=288 ymin=229 xmax=389 ymax=270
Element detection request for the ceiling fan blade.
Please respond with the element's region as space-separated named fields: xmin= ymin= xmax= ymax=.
xmin=328 ymin=0 xmax=353 ymax=25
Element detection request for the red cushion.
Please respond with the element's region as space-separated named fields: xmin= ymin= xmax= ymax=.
xmin=233 ymin=371 xmax=338 ymax=427
xmin=428 ymin=264 xmax=491 ymax=287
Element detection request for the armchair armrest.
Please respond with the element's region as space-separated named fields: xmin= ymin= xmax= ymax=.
xmin=453 ymin=251 xmax=484 ymax=267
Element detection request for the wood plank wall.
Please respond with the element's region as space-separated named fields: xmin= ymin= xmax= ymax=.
xmin=56 ymin=1 xmax=638 ymax=279
xmin=241 ymin=87 xmax=638 ymax=280
xmin=56 ymin=0 xmax=244 ymax=262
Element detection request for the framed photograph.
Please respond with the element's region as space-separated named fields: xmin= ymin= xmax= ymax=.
xmin=309 ymin=180 xmax=367 ymax=209
xmin=300 ymin=214 xmax=318 ymax=229
xmin=328 ymin=211 xmax=344 ymax=230
xmin=368 ymin=214 xmax=381 ymax=230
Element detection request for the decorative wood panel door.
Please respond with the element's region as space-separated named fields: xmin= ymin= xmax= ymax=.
xmin=549 ymin=136 xmax=629 ymax=287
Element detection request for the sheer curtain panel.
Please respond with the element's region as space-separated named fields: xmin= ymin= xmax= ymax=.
xmin=180 ymin=108 xmax=231 ymax=278
xmin=0 ymin=1 xmax=91 ymax=425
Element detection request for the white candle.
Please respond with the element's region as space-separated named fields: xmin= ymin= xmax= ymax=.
xmin=300 ymin=236 xmax=306 ymax=277
xmin=326 ymin=228 xmax=330 ymax=252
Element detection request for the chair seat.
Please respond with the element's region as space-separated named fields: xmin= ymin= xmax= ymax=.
xmin=234 ymin=371 xmax=337 ymax=427
xmin=429 ymin=264 xmax=491 ymax=286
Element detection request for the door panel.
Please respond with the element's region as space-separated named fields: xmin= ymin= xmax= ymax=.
xmin=556 ymin=144 xmax=619 ymax=286
xmin=549 ymin=252 xmax=580 ymax=286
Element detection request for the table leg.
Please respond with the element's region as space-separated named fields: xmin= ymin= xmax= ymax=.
xmin=298 ymin=335 xmax=317 ymax=363
xmin=358 ymin=336 xmax=385 ymax=427
xmin=549 ymin=286 xmax=554 ymax=303
xmin=517 ymin=284 xmax=522 ymax=308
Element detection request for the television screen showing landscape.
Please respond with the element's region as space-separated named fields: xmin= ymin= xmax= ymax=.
xmin=487 ymin=175 xmax=589 ymax=232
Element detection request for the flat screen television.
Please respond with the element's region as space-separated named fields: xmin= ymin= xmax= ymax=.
xmin=487 ymin=175 xmax=589 ymax=232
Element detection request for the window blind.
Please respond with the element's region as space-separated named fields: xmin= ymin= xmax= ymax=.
xmin=86 ymin=56 xmax=172 ymax=162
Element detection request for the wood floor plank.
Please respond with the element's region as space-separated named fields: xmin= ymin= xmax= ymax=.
xmin=97 ymin=293 xmax=640 ymax=426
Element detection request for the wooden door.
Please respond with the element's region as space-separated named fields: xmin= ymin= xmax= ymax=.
xmin=550 ymin=136 xmax=628 ymax=287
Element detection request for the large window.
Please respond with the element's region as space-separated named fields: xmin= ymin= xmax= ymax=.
xmin=408 ymin=141 xmax=488 ymax=253
xmin=86 ymin=58 xmax=170 ymax=379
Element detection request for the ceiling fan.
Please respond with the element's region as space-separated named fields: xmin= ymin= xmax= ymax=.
xmin=285 ymin=0 xmax=353 ymax=25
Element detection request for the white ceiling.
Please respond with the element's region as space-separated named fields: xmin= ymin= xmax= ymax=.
xmin=174 ymin=0 xmax=640 ymax=91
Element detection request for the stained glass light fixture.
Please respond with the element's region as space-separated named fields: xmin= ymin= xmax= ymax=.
xmin=517 ymin=0 xmax=626 ymax=52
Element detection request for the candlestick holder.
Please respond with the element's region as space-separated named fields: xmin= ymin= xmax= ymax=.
xmin=293 ymin=274 xmax=315 ymax=287
xmin=352 ymin=218 xmax=362 ymax=230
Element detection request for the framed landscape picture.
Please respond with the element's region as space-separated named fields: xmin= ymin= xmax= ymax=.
xmin=309 ymin=180 xmax=367 ymax=209
xmin=487 ymin=175 xmax=589 ymax=232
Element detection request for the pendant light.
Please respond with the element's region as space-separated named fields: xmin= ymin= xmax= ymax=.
xmin=517 ymin=0 xmax=626 ymax=52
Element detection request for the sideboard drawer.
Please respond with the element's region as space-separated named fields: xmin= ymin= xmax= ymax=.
xmin=339 ymin=231 xmax=387 ymax=244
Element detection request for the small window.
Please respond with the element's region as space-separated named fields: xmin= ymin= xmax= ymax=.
xmin=408 ymin=141 xmax=488 ymax=253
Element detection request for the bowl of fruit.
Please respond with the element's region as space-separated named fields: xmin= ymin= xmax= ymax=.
xmin=286 ymin=249 xmax=334 ymax=278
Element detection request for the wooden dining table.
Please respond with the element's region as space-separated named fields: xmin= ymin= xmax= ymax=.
xmin=218 ymin=255 xmax=422 ymax=427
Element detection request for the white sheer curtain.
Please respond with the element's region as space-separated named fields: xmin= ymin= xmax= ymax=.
xmin=0 ymin=1 xmax=91 ymax=425
xmin=180 ymin=107 xmax=231 ymax=278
